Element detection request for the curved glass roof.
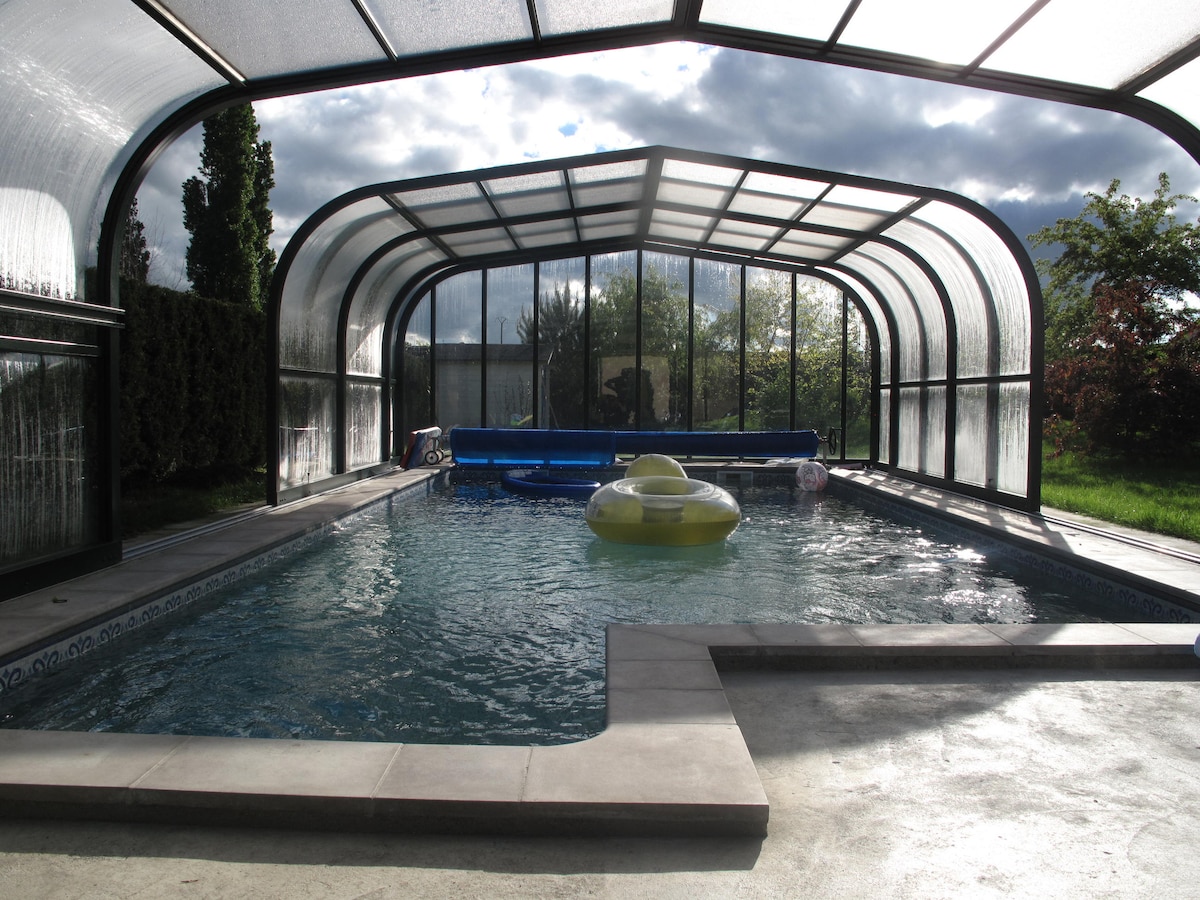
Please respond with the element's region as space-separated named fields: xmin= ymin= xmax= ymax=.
xmin=277 ymin=145 xmax=1036 ymax=385
xmin=2 ymin=1 xmax=1199 ymax=303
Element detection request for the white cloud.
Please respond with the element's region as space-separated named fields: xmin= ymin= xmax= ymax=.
xmin=136 ymin=42 xmax=1200 ymax=289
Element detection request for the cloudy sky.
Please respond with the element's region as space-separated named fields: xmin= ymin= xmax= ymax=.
xmin=135 ymin=41 xmax=1200 ymax=289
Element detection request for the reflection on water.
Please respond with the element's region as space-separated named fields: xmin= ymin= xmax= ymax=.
xmin=0 ymin=481 xmax=1130 ymax=745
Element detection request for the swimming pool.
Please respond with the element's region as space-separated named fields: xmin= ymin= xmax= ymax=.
xmin=0 ymin=476 xmax=1140 ymax=745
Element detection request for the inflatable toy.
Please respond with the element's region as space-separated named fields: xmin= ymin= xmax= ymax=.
xmin=502 ymin=469 xmax=601 ymax=499
xmin=585 ymin=475 xmax=741 ymax=545
xmin=625 ymin=453 xmax=686 ymax=479
xmin=796 ymin=460 xmax=829 ymax=492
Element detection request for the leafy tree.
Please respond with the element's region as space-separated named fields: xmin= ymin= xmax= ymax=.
xmin=1044 ymin=280 xmax=1199 ymax=456
xmin=516 ymin=283 xmax=586 ymax=427
xmin=120 ymin=198 xmax=150 ymax=283
xmin=1030 ymin=173 xmax=1200 ymax=362
xmin=182 ymin=104 xmax=276 ymax=309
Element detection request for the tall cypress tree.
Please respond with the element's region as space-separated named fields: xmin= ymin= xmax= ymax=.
xmin=119 ymin=198 xmax=151 ymax=283
xmin=182 ymin=104 xmax=275 ymax=309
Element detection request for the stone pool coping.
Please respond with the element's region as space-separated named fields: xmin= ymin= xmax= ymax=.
xmin=1 ymin=621 xmax=1197 ymax=837
xmin=1 ymin=464 xmax=1199 ymax=837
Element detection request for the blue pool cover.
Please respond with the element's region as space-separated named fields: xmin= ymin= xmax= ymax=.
xmin=449 ymin=428 xmax=819 ymax=468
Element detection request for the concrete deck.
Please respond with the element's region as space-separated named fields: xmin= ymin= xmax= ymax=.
xmin=1 ymin=464 xmax=1199 ymax=890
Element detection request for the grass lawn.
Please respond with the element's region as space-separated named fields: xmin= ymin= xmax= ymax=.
xmin=1040 ymin=443 xmax=1200 ymax=542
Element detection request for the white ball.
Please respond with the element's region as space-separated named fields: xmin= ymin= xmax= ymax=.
xmin=796 ymin=460 xmax=829 ymax=492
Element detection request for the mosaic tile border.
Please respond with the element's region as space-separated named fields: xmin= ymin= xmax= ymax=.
xmin=833 ymin=479 xmax=1198 ymax=625
xmin=0 ymin=478 xmax=439 ymax=694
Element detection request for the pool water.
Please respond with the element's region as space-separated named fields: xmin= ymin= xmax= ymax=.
xmin=0 ymin=481 xmax=1135 ymax=745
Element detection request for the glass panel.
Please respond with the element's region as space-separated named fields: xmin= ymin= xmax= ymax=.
xmin=568 ymin=160 xmax=646 ymax=206
xmin=793 ymin=278 xmax=845 ymax=435
xmin=728 ymin=172 xmax=826 ymax=220
xmin=657 ymin=159 xmax=743 ymax=208
xmin=954 ymin=384 xmax=988 ymax=488
xmin=434 ymin=271 xmax=482 ymax=429
xmin=922 ymin=385 xmax=946 ymax=479
xmin=843 ymin=299 xmax=874 ymax=460
xmin=487 ymin=265 xmax=535 ymax=427
xmin=280 ymin=198 xmax=410 ymax=372
xmin=912 ymin=202 xmax=1032 ymax=376
xmin=699 ymin=0 xmax=848 ymax=41
xmin=897 ymin=386 xmax=921 ymax=472
xmin=649 ymin=210 xmax=714 ymax=245
xmin=484 ymin=171 xmax=570 ymax=218
xmin=278 ymin=375 xmax=335 ymax=490
xmin=393 ymin=183 xmax=493 ymax=228
xmin=743 ymin=267 xmax=793 ymax=431
xmin=773 ymin=232 xmax=854 ymax=261
xmin=834 ymin=272 xmax=890 ymax=386
xmin=841 ymin=251 xmax=925 ymax=384
xmin=362 ymin=0 xmax=533 ymax=56
xmin=401 ymin=295 xmax=432 ymax=438
xmin=985 ymin=0 xmax=1200 ymax=90
xmin=997 ymin=382 xmax=1030 ymax=497
xmin=840 ymin=0 xmax=1031 ymax=66
xmin=535 ymin=257 xmax=587 ymax=429
xmin=859 ymin=243 xmax=947 ymax=382
xmin=0 ymin=352 xmax=98 ymax=566
xmin=536 ymin=0 xmax=674 ymax=36
xmin=709 ymin=219 xmax=780 ymax=252
xmin=578 ymin=210 xmax=639 ymax=242
xmin=640 ymin=252 xmax=690 ymax=430
xmin=886 ymin=216 xmax=991 ymax=380
xmin=878 ymin=387 xmax=891 ymax=462
xmin=589 ymin=251 xmax=639 ymax=428
xmin=1 ymin=0 xmax=222 ymax=300
xmin=347 ymin=382 xmax=382 ymax=470
xmin=162 ymin=0 xmax=386 ymax=79
xmin=692 ymin=257 xmax=740 ymax=431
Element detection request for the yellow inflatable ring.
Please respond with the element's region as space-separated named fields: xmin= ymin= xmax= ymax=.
xmin=584 ymin=476 xmax=741 ymax=545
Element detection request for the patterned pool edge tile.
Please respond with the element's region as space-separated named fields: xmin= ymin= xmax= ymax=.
xmin=0 ymin=477 xmax=438 ymax=693
xmin=834 ymin=481 xmax=1198 ymax=625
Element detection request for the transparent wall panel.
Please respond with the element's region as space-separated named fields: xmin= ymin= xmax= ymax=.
xmin=792 ymin=278 xmax=845 ymax=434
xmin=997 ymin=382 xmax=1031 ymax=496
xmin=742 ymin=267 xmax=793 ymax=431
xmin=897 ymin=387 xmax=921 ymax=472
xmin=922 ymin=385 xmax=946 ymax=479
xmin=641 ymin=252 xmax=690 ymax=430
xmin=589 ymin=251 xmax=639 ymax=428
xmin=842 ymin=252 xmax=925 ymax=383
xmin=278 ymin=375 xmax=335 ymax=490
xmin=280 ymin=200 xmax=408 ymax=373
xmin=434 ymin=271 xmax=483 ymax=429
xmin=347 ymin=382 xmax=383 ymax=470
xmin=954 ymin=384 xmax=989 ymax=489
xmin=0 ymin=0 xmax=222 ymax=301
xmin=857 ymin=244 xmax=947 ymax=382
xmin=537 ymin=257 xmax=587 ymax=428
xmin=886 ymin=216 xmax=992 ymax=380
xmin=692 ymin=257 xmax=741 ymax=431
xmin=486 ymin=264 xmax=535 ymax=427
xmin=843 ymin=299 xmax=874 ymax=460
xmin=914 ymin=203 xmax=1033 ymax=377
xmin=878 ymin=387 xmax=891 ymax=462
xmin=0 ymin=352 xmax=98 ymax=567
xmin=401 ymin=295 xmax=432 ymax=439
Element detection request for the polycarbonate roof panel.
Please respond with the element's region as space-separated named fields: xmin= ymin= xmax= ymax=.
xmin=698 ymin=0 xmax=848 ymax=41
xmin=838 ymin=0 xmax=1032 ymax=67
xmin=360 ymin=0 xmax=533 ymax=56
xmin=984 ymin=0 xmax=1200 ymax=90
xmin=484 ymin=171 xmax=572 ymax=218
xmin=728 ymin=172 xmax=827 ymax=220
xmin=158 ymin=0 xmax=387 ymax=79
xmin=535 ymin=0 xmax=675 ymax=36
xmin=391 ymin=184 xmax=494 ymax=229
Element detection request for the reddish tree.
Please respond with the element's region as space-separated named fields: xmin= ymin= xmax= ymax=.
xmin=1044 ymin=280 xmax=1200 ymax=456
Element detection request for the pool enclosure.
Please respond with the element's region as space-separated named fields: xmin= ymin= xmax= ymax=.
xmin=273 ymin=147 xmax=1041 ymax=507
xmin=4 ymin=2 xmax=1200 ymax=599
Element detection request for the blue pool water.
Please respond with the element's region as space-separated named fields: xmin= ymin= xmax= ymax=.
xmin=0 ymin=480 xmax=1135 ymax=745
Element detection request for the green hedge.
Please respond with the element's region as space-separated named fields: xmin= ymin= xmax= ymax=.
xmin=118 ymin=278 xmax=266 ymax=485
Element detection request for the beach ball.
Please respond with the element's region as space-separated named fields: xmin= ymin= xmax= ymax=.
xmin=626 ymin=453 xmax=686 ymax=478
xmin=796 ymin=460 xmax=828 ymax=492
